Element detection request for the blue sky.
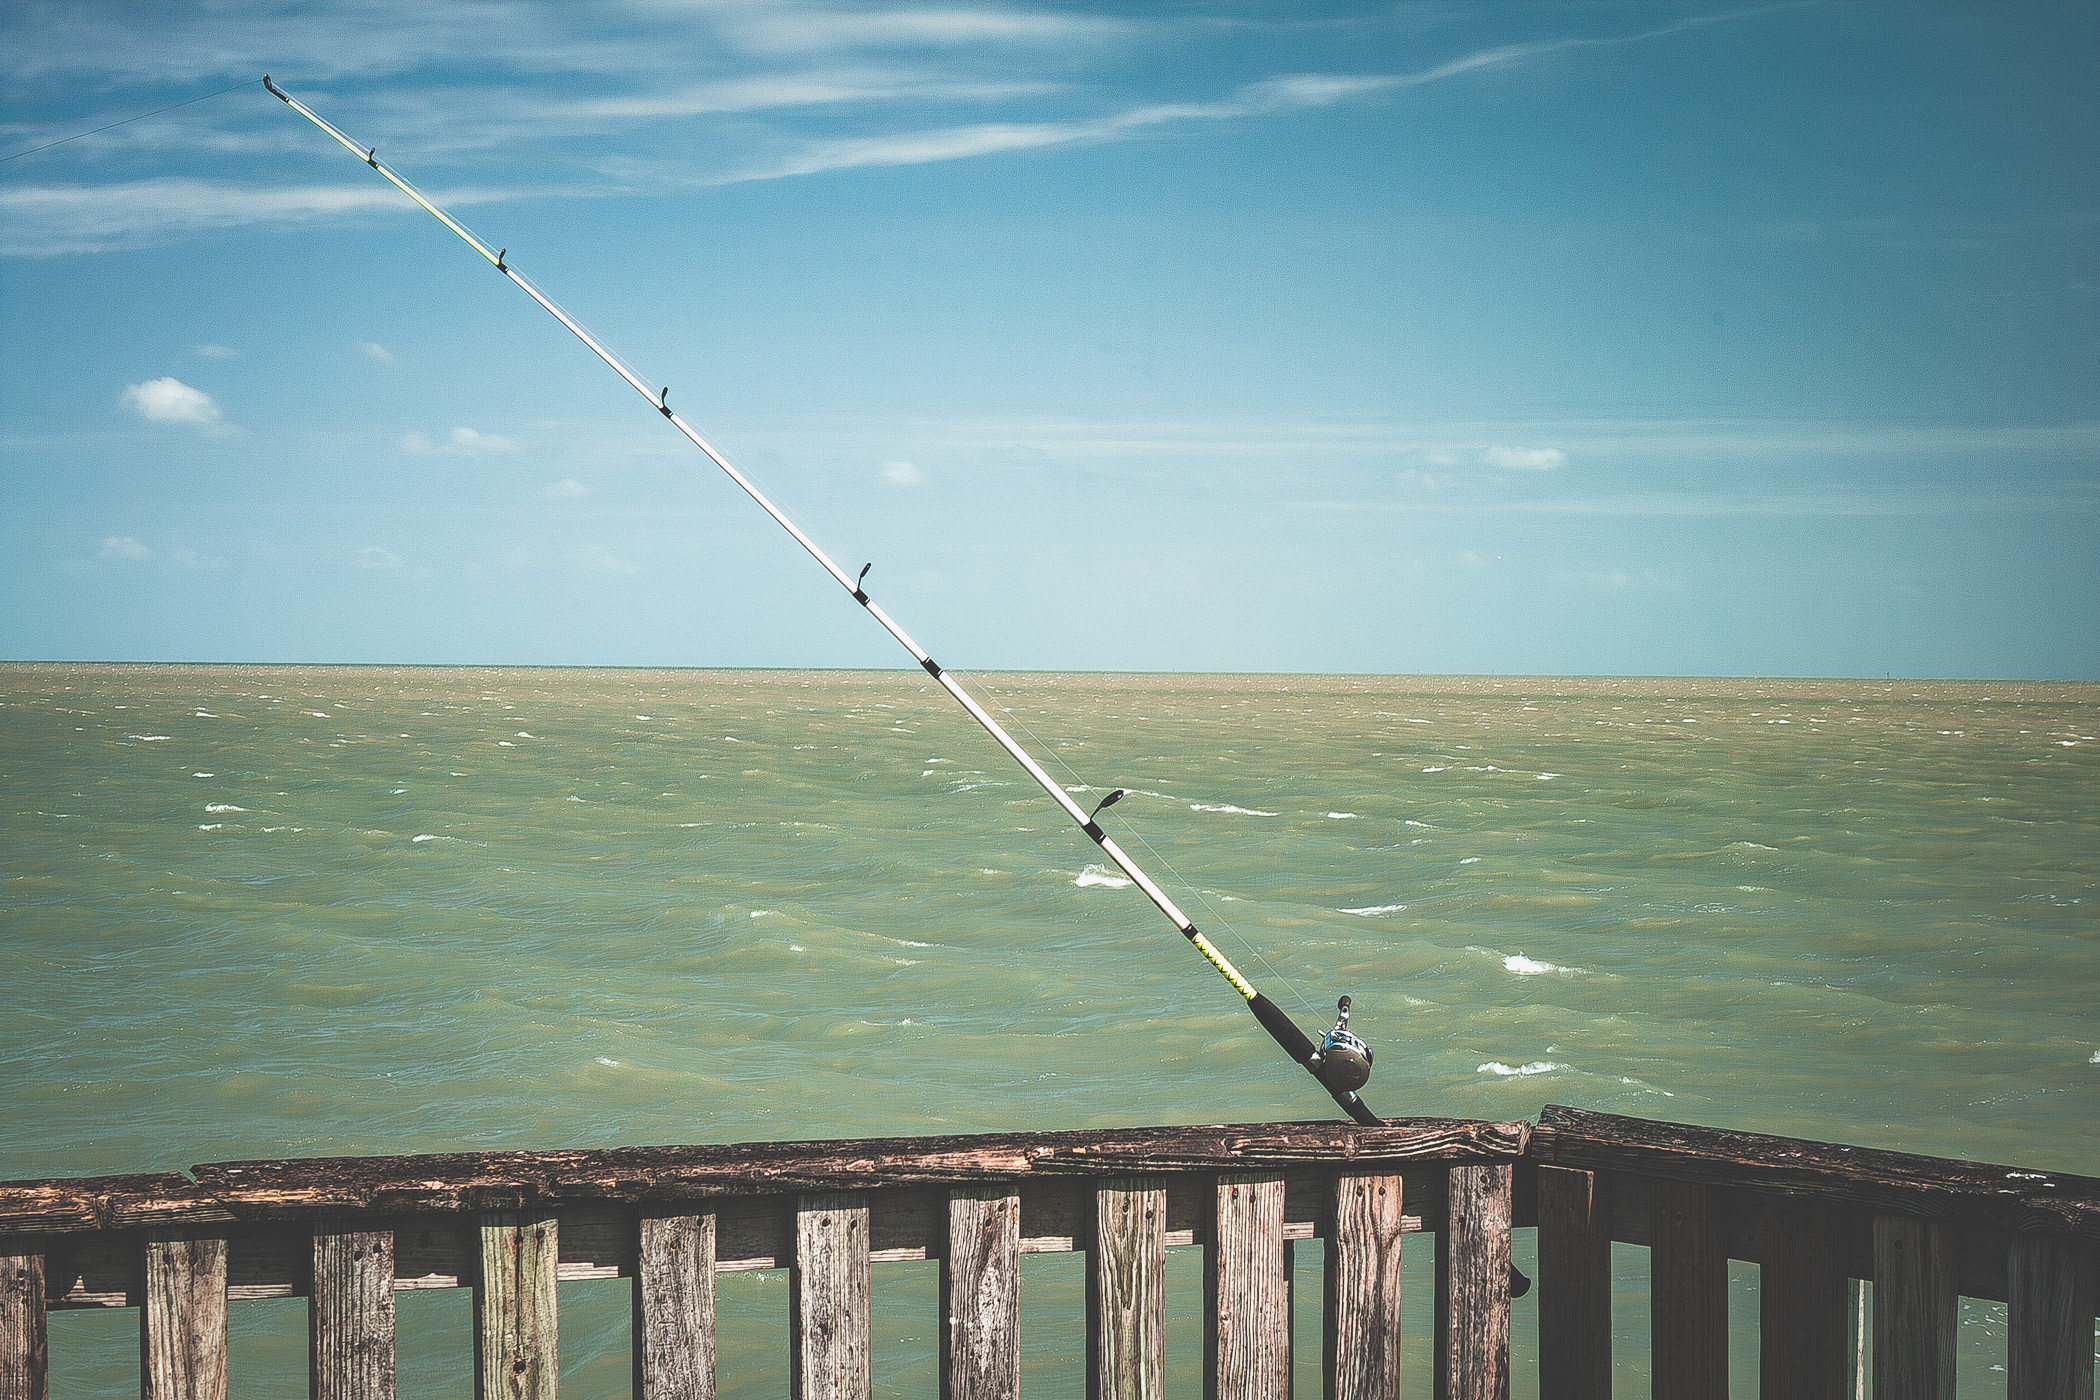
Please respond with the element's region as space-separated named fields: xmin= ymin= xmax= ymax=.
xmin=2 ymin=1 xmax=2094 ymax=677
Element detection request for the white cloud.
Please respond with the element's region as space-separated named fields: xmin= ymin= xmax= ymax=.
xmin=358 ymin=341 xmax=396 ymax=366
xmin=99 ymin=535 xmax=150 ymax=562
xmin=1481 ymin=446 xmax=1566 ymax=470
xmin=356 ymin=546 xmax=402 ymax=570
xmin=881 ymin=460 xmax=925 ymax=486
xmin=121 ymin=377 xmax=220 ymax=426
xmin=194 ymin=344 xmax=237 ymax=359
xmin=543 ymin=477 xmax=589 ymax=500
xmin=576 ymin=543 xmax=641 ymax=575
xmin=403 ymin=426 xmax=517 ymax=454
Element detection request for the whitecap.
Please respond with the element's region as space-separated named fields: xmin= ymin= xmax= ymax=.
xmin=2090 ymin=1050 xmax=2099 ymax=1064
xmin=1460 ymin=856 xmax=1481 ymax=864
xmin=1189 ymin=803 xmax=1280 ymax=816
xmin=1405 ymin=820 xmax=1432 ymax=828
xmin=1074 ymin=864 xmax=1132 ymax=889
xmin=1477 ymin=1060 xmax=1565 ymax=1077
xmin=566 ymin=795 xmax=585 ymax=802
xmin=1503 ymin=954 xmax=1580 ymax=975
xmin=750 ymin=910 xmax=775 ymax=918
xmin=497 ymin=740 xmax=515 ymax=747
xmin=516 ymin=731 xmax=535 ymax=738
xmin=1536 ymin=773 xmax=1560 ymax=781
xmin=1730 ymin=841 xmax=1777 ymax=851
xmin=131 ymin=735 xmax=170 ymax=741
xmin=195 ymin=711 xmax=217 ymax=718
xmin=1327 ymin=812 xmax=1360 ymax=819
xmin=594 ymin=1056 xmax=621 ymax=1067
xmin=204 ymin=804 xmax=246 ymax=813
xmin=192 ymin=771 xmax=214 ymax=778
xmin=412 ymin=834 xmax=438 ymax=842
xmin=1421 ymin=766 xmax=1447 ymax=774
xmin=1340 ymin=904 xmax=1407 ymax=916
xmin=198 ymin=823 xmax=223 ymax=831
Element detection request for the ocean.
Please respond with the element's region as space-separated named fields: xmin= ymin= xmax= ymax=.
xmin=4 ymin=663 xmax=2094 ymax=1394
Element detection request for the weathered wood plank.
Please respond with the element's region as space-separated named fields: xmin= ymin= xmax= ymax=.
xmin=1871 ymin=1213 xmax=1955 ymax=1400
xmin=1434 ymin=1164 xmax=1511 ymax=1400
xmin=1759 ymin=1197 xmax=1845 ymax=1400
xmin=1325 ymin=1173 xmax=1404 ymax=1400
xmin=791 ymin=1193 xmax=870 ymax=1400
xmin=1 ymin=1244 xmax=48 ymax=1400
xmin=1649 ymin=1180 xmax=1725 ymax=1400
xmin=2006 ymin=1230 xmax=2094 ymax=1400
xmin=941 ymin=1187 xmax=1019 ymax=1400
xmin=1205 ymin=1173 xmax=1288 ymax=1400
xmin=143 ymin=1232 xmax=228 ymax=1400
xmin=1087 ymin=1178 xmax=1165 ymax=1400
xmin=1534 ymin=1165 xmax=1609 ymax=1400
xmin=475 ymin=1211 xmax=558 ymax=1400
xmin=1535 ymin=1104 xmax=2099 ymax=1243
xmin=311 ymin=1227 xmax=395 ymax=1400
xmin=634 ymin=1212 xmax=714 ymax=1400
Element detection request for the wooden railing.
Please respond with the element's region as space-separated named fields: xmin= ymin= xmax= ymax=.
xmin=0 ymin=1107 xmax=2092 ymax=1399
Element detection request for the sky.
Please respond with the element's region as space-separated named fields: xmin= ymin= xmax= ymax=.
xmin=1 ymin=1 xmax=2095 ymax=678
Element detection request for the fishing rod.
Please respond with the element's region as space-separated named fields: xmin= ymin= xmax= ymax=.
xmin=261 ymin=75 xmax=1380 ymax=1126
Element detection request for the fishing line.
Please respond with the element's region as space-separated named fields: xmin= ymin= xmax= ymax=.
xmin=965 ymin=674 xmax=1319 ymax=1016
xmin=0 ymin=79 xmax=263 ymax=165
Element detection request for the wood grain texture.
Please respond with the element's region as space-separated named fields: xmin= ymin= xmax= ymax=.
xmin=475 ymin=1211 xmax=558 ymax=1400
xmin=1758 ymin=1197 xmax=1845 ymax=1400
xmin=1087 ymin=1178 xmax=1165 ymax=1400
xmin=1435 ymin=1164 xmax=1511 ymax=1400
xmin=1 ymin=1245 xmax=48 ymax=1400
xmin=1534 ymin=1166 xmax=1610 ymax=1400
xmin=941 ymin=1188 xmax=1019 ymax=1400
xmin=2006 ymin=1231 xmax=2093 ymax=1400
xmin=1649 ymin=1180 xmax=1726 ymax=1400
xmin=634 ymin=1213 xmax=714 ymax=1400
xmin=1534 ymin=1105 xmax=2099 ymax=1243
xmin=142 ymin=1233 xmax=228 ymax=1400
xmin=1324 ymin=1174 xmax=1404 ymax=1400
xmin=791 ymin=1193 xmax=870 ymax=1400
xmin=1205 ymin=1173 xmax=1288 ymax=1400
xmin=1872 ymin=1213 xmax=1955 ymax=1400
xmin=310 ymin=1227 xmax=395 ymax=1400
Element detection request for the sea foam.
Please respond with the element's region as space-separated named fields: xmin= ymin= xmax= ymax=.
xmin=1189 ymin=803 xmax=1279 ymax=816
xmin=1477 ymin=1060 xmax=1565 ymax=1077
xmin=1074 ymin=864 xmax=1132 ymax=889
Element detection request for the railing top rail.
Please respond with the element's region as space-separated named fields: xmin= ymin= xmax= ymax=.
xmin=0 ymin=1117 xmax=1526 ymax=1237
xmin=1534 ymin=1104 xmax=2100 ymax=1242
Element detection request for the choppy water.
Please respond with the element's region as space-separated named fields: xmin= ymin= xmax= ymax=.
xmin=4 ymin=664 xmax=2095 ymax=1395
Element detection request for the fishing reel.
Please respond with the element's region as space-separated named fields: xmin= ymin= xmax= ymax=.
xmin=1309 ymin=995 xmax=1373 ymax=1093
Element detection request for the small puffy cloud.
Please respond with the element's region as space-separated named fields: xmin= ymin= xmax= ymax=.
xmin=99 ymin=535 xmax=150 ymax=561
xmin=402 ymin=426 xmax=516 ymax=455
xmin=1481 ymin=445 xmax=1565 ymax=470
xmin=356 ymin=546 xmax=402 ymax=570
xmin=121 ymin=377 xmax=220 ymax=426
xmin=358 ymin=341 xmax=396 ymax=366
xmin=194 ymin=344 xmax=237 ymax=359
xmin=542 ymin=478 xmax=589 ymax=500
xmin=881 ymin=460 xmax=925 ymax=486
xmin=576 ymin=543 xmax=641 ymax=576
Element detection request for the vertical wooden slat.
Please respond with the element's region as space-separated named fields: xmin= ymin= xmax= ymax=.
xmin=311 ymin=1226 xmax=396 ymax=1400
xmin=941 ymin=1187 xmax=1020 ymax=1400
xmin=1760 ymin=1197 xmax=1846 ymax=1400
xmin=1206 ymin=1172 xmax=1289 ymax=1400
xmin=2006 ymin=1231 xmax=2093 ymax=1400
xmin=1870 ymin=1213 xmax=1955 ymax=1400
xmin=1 ymin=1244 xmax=49 ymax=1400
xmin=1535 ymin=1165 xmax=1610 ymax=1400
xmin=1087 ymin=1177 xmax=1166 ymax=1400
xmin=1434 ymin=1163 xmax=1512 ymax=1400
xmin=1325 ymin=1173 xmax=1403 ymax=1400
xmin=142 ymin=1233 xmax=229 ymax=1400
xmin=476 ymin=1210 xmax=558 ymax=1400
xmin=634 ymin=1212 xmax=715 ymax=1400
xmin=791 ymin=1192 xmax=870 ymax=1400
xmin=1649 ymin=1180 xmax=1726 ymax=1400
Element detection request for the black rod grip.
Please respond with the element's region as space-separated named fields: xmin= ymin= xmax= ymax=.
xmin=1247 ymin=992 xmax=1318 ymax=1065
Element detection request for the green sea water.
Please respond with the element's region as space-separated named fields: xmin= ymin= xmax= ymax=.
xmin=4 ymin=664 xmax=2095 ymax=1395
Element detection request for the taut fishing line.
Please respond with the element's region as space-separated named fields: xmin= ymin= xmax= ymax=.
xmin=0 ymin=79 xmax=263 ymax=165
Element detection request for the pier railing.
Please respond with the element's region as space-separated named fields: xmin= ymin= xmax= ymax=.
xmin=0 ymin=1107 xmax=2092 ymax=1399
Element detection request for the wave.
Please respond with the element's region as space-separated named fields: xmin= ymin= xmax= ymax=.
xmin=1339 ymin=904 xmax=1406 ymax=916
xmin=1477 ymin=1060 xmax=1565 ymax=1077
xmin=1073 ymin=864 xmax=1132 ymax=889
xmin=1189 ymin=803 xmax=1279 ymax=816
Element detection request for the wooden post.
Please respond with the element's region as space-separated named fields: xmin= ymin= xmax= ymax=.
xmin=941 ymin=1187 xmax=1020 ymax=1400
xmin=1534 ymin=1165 xmax=1610 ymax=1400
xmin=310 ymin=1226 xmax=396 ymax=1400
xmin=634 ymin=1212 xmax=715 ymax=1400
xmin=1870 ymin=1213 xmax=1955 ymax=1400
xmin=1434 ymin=1163 xmax=1512 ymax=1400
xmin=142 ymin=1232 xmax=229 ymax=1400
xmin=1760 ymin=1197 xmax=1846 ymax=1400
xmin=2006 ymin=1230 xmax=2093 ymax=1400
xmin=1205 ymin=1173 xmax=1289 ymax=1400
xmin=476 ymin=1211 xmax=558 ymax=1400
xmin=1324 ymin=1173 xmax=1404 ymax=1400
xmin=1649 ymin=1180 xmax=1725 ymax=1400
xmin=1087 ymin=1177 xmax=1166 ymax=1400
xmin=791 ymin=1192 xmax=870 ymax=1400
xmin=1 ymin=1244 xmax=48 ymax=1400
